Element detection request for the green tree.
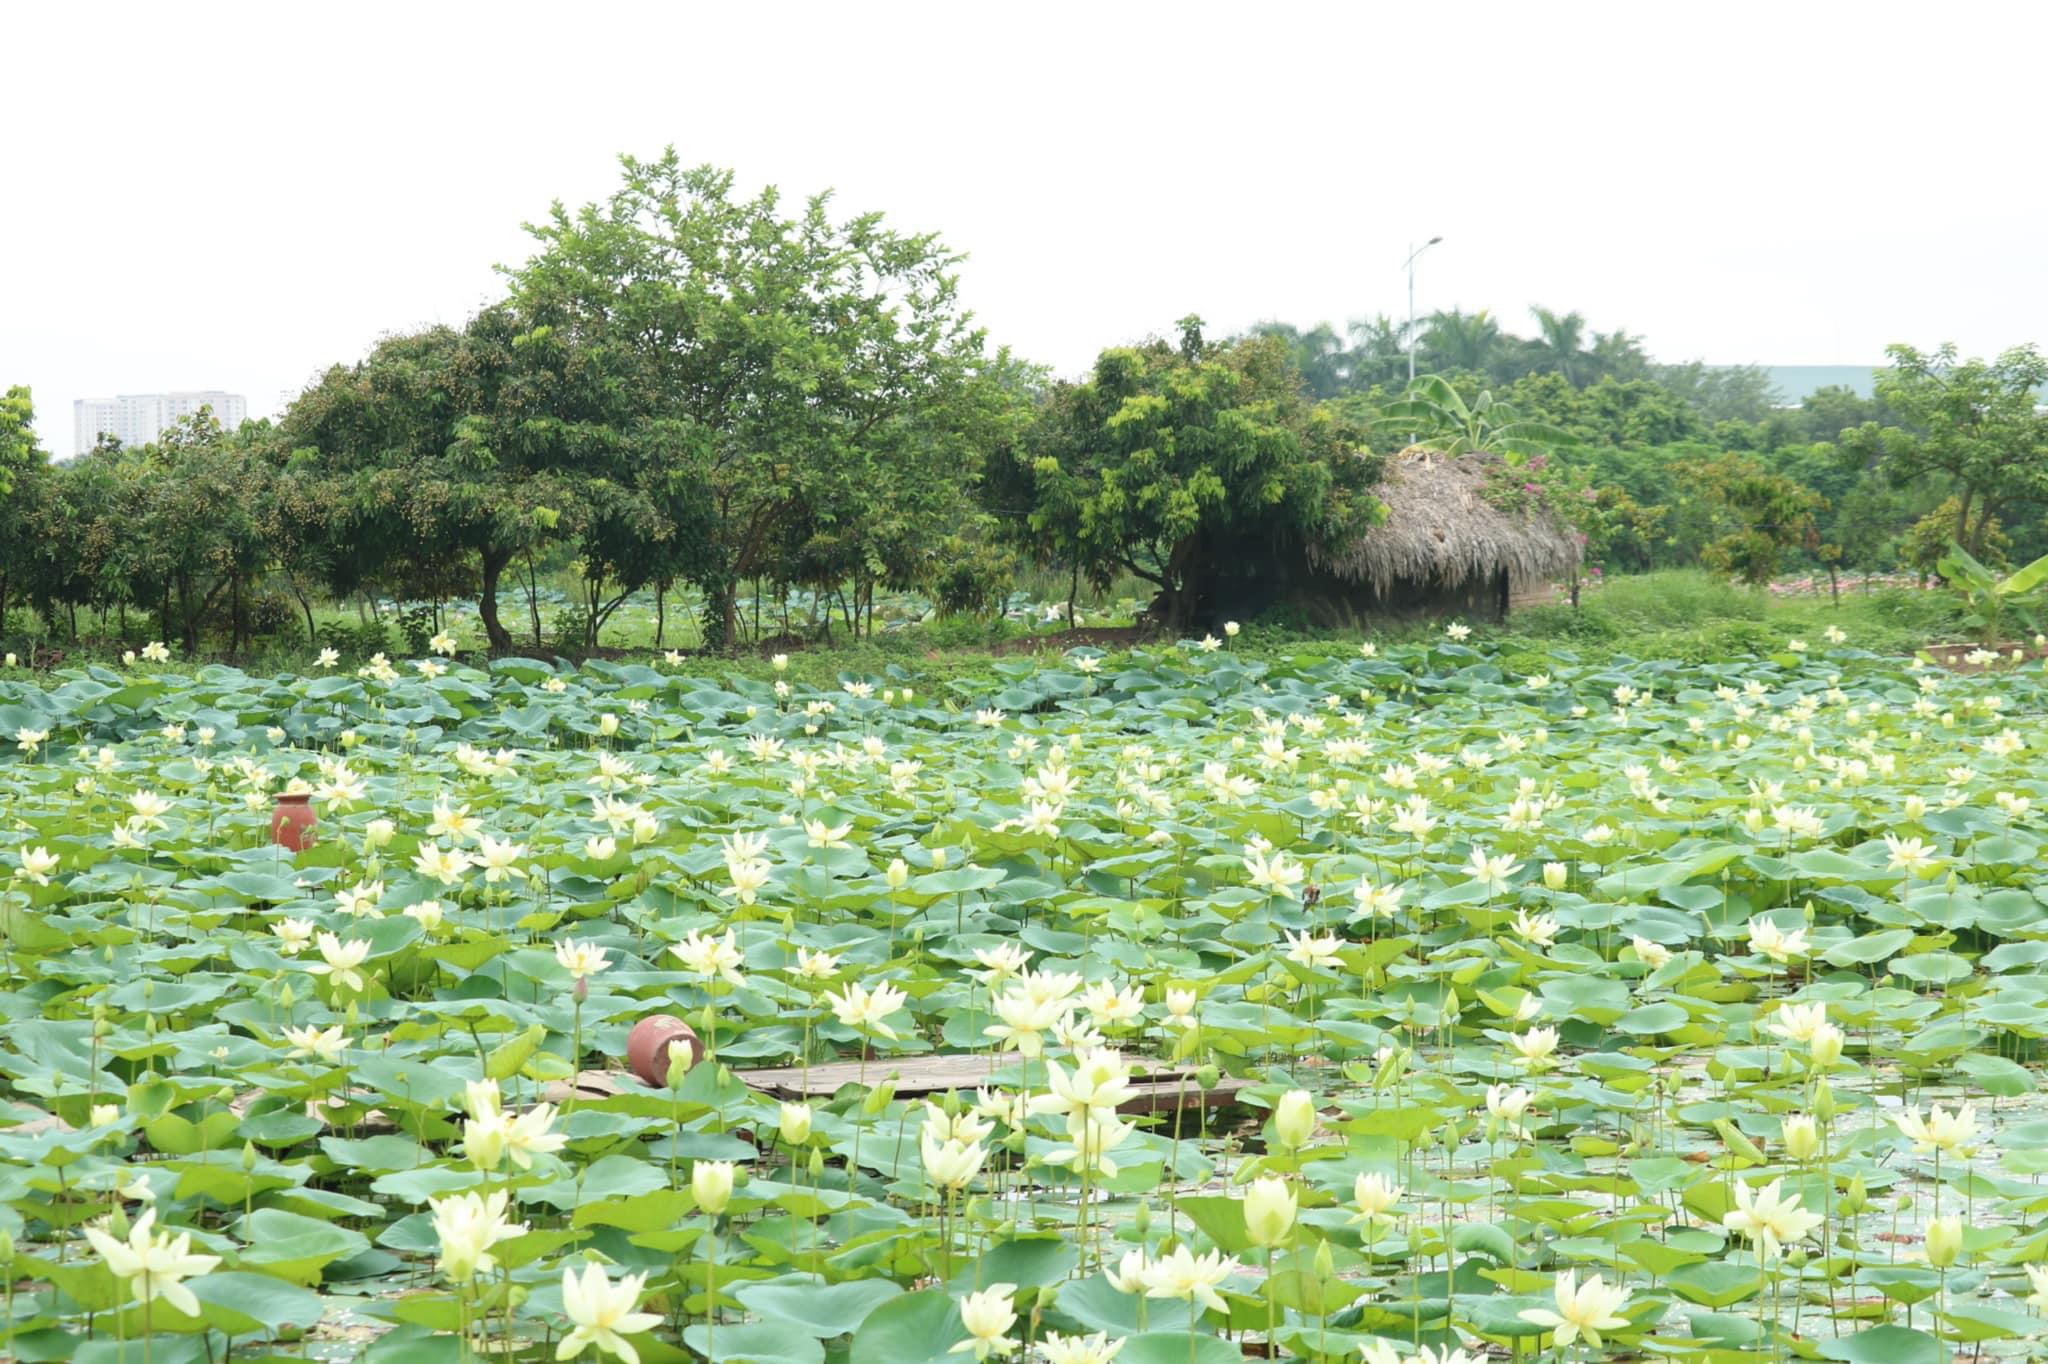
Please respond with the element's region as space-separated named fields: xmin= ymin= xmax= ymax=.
xmin=278 ymin=303 xmax=653 ymax=651
xmin=1837 ymin=343 xmax=2048 ymax=557
xmin=1 ymin=386 xmax=47 ymax=508
xmin=1251 ymin=322 xmax=1349 ymax=399
xmin=1685 ymin=453 xmax=1827 ymax=586
xmin=1419 ymin=309 xmax=1504 ymax=376
xmin=1346 ymin=315 xmax=1413 ymax=391
xmin=502 ymin=150 xmax=989 ymax=649
xmin=987 ymin=319 xmax=1383 ymax=629
xmin=1527 ymin=307 xmax=1588 ymax=385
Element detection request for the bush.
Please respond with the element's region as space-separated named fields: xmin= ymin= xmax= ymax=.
xmin=317 ymin=619 xmax=391 ymax=661
xmin=247 ymin=592 xmax=302 ymax=641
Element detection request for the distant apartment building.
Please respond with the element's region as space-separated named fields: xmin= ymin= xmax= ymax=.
xmin=72 ymin=391 xmax=249 ymax=455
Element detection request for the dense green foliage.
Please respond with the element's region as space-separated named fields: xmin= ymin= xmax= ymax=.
xmin=984 ymin=318 xmax=1383 ymax=627
xmin=4 ymin=158 xmax=2046 ymax=663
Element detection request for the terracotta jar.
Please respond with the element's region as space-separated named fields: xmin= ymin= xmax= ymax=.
xmin=627 ymin=1015 xmax=705 ymax=1087
xmin=272 ymin=793 xmax=318 ymax=851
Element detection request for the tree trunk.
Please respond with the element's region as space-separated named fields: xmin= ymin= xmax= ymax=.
xmin=293 ymin=582 xmax=317 ymax=646
xmin=655 ymin=582 xmax=667 ymax=648
xmin=478 ymin=548 xmax=514 ymax=652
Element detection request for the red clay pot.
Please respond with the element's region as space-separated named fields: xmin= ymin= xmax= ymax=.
xmin=627 ymin=1015 xmax=704 ymax=1087
xmin=272 ymin=793 xmax=318 ymax=852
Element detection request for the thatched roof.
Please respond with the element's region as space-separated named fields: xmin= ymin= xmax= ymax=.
xmin=1311 ymin=448 xmax=1581 ymax=591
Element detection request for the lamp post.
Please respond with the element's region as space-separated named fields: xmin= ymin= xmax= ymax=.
xmin=1404 ymin=236 xmax=1444 ymax=384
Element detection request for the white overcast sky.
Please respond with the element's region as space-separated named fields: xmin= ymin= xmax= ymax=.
xmin=6 ymin=1 xmax=2045 ymax=445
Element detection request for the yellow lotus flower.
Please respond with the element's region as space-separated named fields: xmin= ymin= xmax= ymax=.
xmin=1519 ymin=1269 xmax=1632 ymax=1348
xmin=949 ymin=1284 xmax=1019 ymax=1359
xmin=82 ymin=1208 xmax=220 ymax=1316
xmin=1722 ymin=1178 xmax=1823 ymax=1262
xmin=1144 ymin=1244 xmax=1235 ymax=1315
xmin=558 ymin=1261 xmax=662 ymax=1364
xmin=1895 ymin=1103 xmax=1978 ymax=1156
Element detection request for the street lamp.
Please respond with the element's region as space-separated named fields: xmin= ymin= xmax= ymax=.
xmin=1404 ymin=236 xmax=1444 ymax=384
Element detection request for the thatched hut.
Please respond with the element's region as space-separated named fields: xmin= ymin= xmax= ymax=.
xmin=1303 ymin=448 xmax=1581 ymax=621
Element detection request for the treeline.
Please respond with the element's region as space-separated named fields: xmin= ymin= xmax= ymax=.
xmin=4 ymin=152 xmax=2046 ymax=659
xmin=1257 ymin=316 xmax=2048 ymax=580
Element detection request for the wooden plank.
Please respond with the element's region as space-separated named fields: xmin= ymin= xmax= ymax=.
xmin=734 ymin=1051 xmax=1252 ymax=1114
xmin=546 ymin=1056 xmax=1252 ymax=1116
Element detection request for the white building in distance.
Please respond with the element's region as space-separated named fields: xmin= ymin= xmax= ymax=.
xmin=73 ymin=391 xmax=249 ymax=455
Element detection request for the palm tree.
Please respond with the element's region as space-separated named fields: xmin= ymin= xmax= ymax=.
xmin=1419 ymin=309 xmax=1503 ymax=378
xmin=1346 ymin=314 xmax=1411 ymax=391
xmin=1588 ymin=328 xmax=1650 ymax=382
xmin=1528 ymin=307 xmax=1588 ymax=385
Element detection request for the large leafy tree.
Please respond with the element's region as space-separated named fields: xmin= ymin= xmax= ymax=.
xmin=987 ymin=318 xmax=1382 ymax=628
xmin=502 ymin=151 xmax=991 ymax=649
xmin=1835 ymin=343 xmax=2048 ymax=556
xmin=279 ymin=303 xmax=682 ymax=651
xmin=1684 ymin=453 xmax=1827 ymax=586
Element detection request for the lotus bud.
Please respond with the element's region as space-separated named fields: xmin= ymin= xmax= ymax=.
xmin=1273 ymin=1089 xmax=1316 ymax=1151
xmin=1786 ymin=1245 xmax=1809 ymax=1269
xmin=886 ymin=858 xmax=910 ymax=891
xmin=1842 ymin=1173 xmax=1869 ymax=1215
xmin=690 ymin=1159 xmax=735 ymax=1216
xmin=1782 ymin=1115 xmax=1821 ymax=1163
xmin=778 ymin=1102 xmax=813 ymax=1146
xmin=1927 ymin=1214 xmax=1962 ymax=1268
xmin=1814 ymin=1079 xmax=1837 ymax=1121
xmin=0 ymin=1231 xmax=13 ymax=1267
xmin=665 ymin=1047 xmax=694 ymax=1090
xmin=1809 ymin=1023 xmax=1844 ymax=1067
xmin=1195 ymin=1064 xmax=1220 ymax=1091
xmin=1243 ymin=1176 xmax=1298 ymax=1248
xmin=1133 ymin=1201 xmax=1152 ymax=1238
xmin=1542 ymin=862 xmax=1568 ymax=891
xmin=279 ymin=982 xmax=296 ymax=1010
xmin=862 ymin=1081 xmax=895 ymax=1117
xmin=808 ymin=1147 xmax=825 ymax=1179
xmin=241 ymin=1141 xmax=259 ymax=1172
xmin=1313 ymin=1238 xmax=1336 ymax=1278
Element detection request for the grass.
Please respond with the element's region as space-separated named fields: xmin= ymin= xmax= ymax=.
xmin=0 ymin=571 xmax=1978 ymax=689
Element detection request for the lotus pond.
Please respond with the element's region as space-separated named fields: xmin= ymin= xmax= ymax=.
xmin=3 ymin=633 xmax=2048 ymax=1364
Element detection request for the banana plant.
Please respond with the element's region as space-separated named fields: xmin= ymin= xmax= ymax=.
xmin=1936 ymin=542 xmax=2048 ymax=642
xmin=1373 ymin=374 xmax=1580 ymax=460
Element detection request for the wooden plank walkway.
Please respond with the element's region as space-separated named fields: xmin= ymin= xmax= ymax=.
xmin=546 ymin=1052 xmax=1250 ymax=1115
